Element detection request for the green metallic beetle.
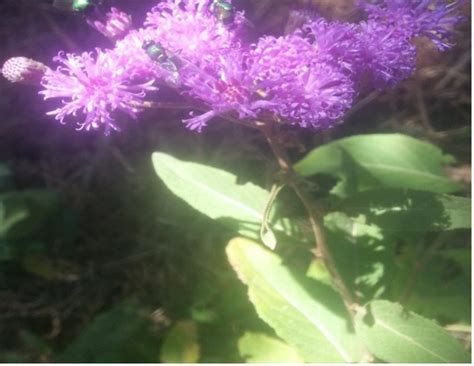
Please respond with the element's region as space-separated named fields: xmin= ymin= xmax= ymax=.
xmin=142 ymin=41 xmax=181 ymax=84
xmin=209 ymin=0 xmax=234 ymax=25
xmin=142 ymin=41 xmax=170 ymax=65
xmin=52 ymin=0 xmax=103 ymax=13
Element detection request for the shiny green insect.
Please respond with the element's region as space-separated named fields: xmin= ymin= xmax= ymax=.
xmin=142 ymin=41 xmax=181 ymax=84
xmin=209 ymin=0 xmax=234 ymax=25
xmin=142 ymin=41 xmax=170 ymax=65
xmin=52 ymin=0 xmax=103 ymax=13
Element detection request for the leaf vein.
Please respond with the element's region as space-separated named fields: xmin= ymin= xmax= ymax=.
xmin=376 ymin=319 xmax=449 ymax=362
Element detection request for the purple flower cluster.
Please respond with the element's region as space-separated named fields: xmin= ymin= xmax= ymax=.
xmin=360 ymin=0 xmax=466 ymax=51
xmin=40 ymin=50 xmax=156 ymax=134
xmin=248 ymin=34 xmax=355 ymax=128
xmin=1 ymin=0 xmax=466 ymax=134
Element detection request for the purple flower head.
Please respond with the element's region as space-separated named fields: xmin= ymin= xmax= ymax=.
xmin=181 ymin=50 xmax=276 ymax=131
xmin=301 ymin=18 xmax=360 ymax=73
xmin=40 ymin=49 xmax=156 ymax=134
xmin=301 ymin=13 xmax=419 ymax=90
xmin=144 ymin=0 xmax=244 ymax=71
xmin=355 ymin=20 xmax=416 ymax=89
xmin=360 ymin=0 xmax=466 ymax=51
xmin=114 ymin=28 xmax=160 ymax=79
xmin=248 ymin=34 xmax=354 ymax=129
xmin=87 ymin=7 xmax=133 ymax=41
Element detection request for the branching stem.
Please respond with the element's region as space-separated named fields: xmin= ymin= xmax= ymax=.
xmin=259 ymin=123 xmax=357 ymax=315
xmin=138 ymin=100 xmax=357 ymax=314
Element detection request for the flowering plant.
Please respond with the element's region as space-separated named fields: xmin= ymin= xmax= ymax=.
xmin=1 ymin=0 xmax=470 ymax=363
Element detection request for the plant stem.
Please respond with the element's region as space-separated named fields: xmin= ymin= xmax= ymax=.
xmin=260 ymin=183 xmax=284 ymax=250
xmin=259 ymin=123 xmax=357 ymax=314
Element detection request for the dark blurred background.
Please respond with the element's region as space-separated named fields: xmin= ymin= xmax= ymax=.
xmin=0 ymin=0 xmax=470 ymax=362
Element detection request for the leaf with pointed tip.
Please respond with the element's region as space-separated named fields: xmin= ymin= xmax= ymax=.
xmin=226 ymin=237 xmax=363 ymax=363
xmin=355 ymin=300 xmax=470 ymax=363
xmin=152 ymin=153 xmax=299 ymax=241
xmin=294 ymin=134 xmax=460 ymax=195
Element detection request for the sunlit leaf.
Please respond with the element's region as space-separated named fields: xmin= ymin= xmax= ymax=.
xmin=355 ymin=300 xmax=470 ymax=363
xmin=152 ymin=152 xmax=300 ymax=241
xmin=294 ymin=134 xmax=460 ymax=194
xmin=226 ymin=237 xmax=363 ymax=363
xmin=161 ymin=320 xmax=200 ymax=363
xmin=238 ymin=332 xmax=304 ymax=363
xmin=306 ymin=259 xmax=332 ymax=286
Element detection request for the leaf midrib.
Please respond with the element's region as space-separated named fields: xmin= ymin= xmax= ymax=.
xmin=158 ymin=155 xmax=285 ymax=232
xmin=249 ymin=253 xmax=353 ymax=362
xmin=375 ymin=319 xmax=449 ymax=362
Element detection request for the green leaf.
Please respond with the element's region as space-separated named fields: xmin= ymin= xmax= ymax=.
xmin=294 ymin=134 xmax=460 ymax=194
xmin=355 ymin=300 xmax=470 ymax=363
xmin=226 ymin=237 xmax=363 ymax=363
xmin=323 ymin=212 xmax=395 ymax=302
xmin=438 ymin=195 xmax=472 ymax=229
xmin=341 ymin=189 xmax=470 ymax=233
xmin=238 ymin=332 xmax=304 ymax=363
xmin=56 ymin=302 xmax=159 ymax=362
xmin=391 ymin=247 xmax=471 ymax=324
xmin=0 ymin=190 xmax=59 ymax=240
xmin=152 ymin=152 xmax=297 ymax=240
xmin=20 ymin=254 xmax=79 ymax=282
xmin=0 ymin=200 xmax=29 ymax=238
xmin=161 ymin=320 xmax=200 ymax=363
xmin=306 ymin=259 xmax=332 ymax=286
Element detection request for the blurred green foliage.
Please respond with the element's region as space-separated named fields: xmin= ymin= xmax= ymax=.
xmin=56 ymin=301 xmax=160 ymax=363
xmin=0 ymin=129 xmax=470 ymax=363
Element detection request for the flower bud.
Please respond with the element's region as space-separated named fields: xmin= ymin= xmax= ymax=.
xmin=1 ymin=57 xmax=48 ymax=85
xmin=87 ymin=7 xmax=132 ymax=41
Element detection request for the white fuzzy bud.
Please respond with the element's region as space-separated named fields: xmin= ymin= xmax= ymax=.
xmin=2 ymin=57 xmax=48 ymax=85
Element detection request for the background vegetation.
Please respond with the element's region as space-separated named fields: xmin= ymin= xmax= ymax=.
xmin=0 ymin=0 xmax=470 ymax=362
